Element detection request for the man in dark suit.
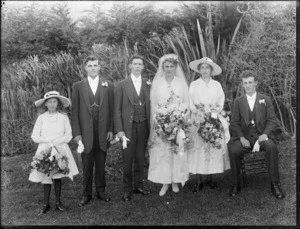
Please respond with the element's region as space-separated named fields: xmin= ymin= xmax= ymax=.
xmin=114 ymin=54 xmax=151 ymax=201
xmin=229 ymin=70 xmax=284 ymax=199
xmin=71 ymin=55 xmax=114 ymax=206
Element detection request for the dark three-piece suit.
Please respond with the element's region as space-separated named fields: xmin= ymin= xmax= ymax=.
xmin=71 ymin=77 xmax=114 ymax=197
xmin=114 ymin=77 xmax=151 ymax=192
xmin=229 ymin=92 xmax=280 ymax=185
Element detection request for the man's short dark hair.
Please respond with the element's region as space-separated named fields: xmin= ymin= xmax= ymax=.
xmin=84 ymin=55 xmax=99 ymax=65
xmin=240 ymin=70 xmax=258 ymax=81
xmin=129 ymin=54 xmax=144 ymax=64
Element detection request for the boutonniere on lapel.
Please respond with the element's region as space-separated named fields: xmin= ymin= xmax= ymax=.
xmin=101 ymin=81 xmax=108 ymax=87
xmin=259 ymin=99 xmax=266 ymax=105
xmin=146 ymin=79 xmax=152 ymax=86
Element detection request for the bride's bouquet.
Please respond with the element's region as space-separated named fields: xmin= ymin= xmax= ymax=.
xmin=153 ymin=91 xmax=191 ymax=154
xmin=193 ymin=103 xmax=225 ymax=149
xmin=30 ymin=146 xmax=69 ymax=176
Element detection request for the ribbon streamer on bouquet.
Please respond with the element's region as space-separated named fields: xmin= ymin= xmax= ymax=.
xmin=176 ymin=128 xmax=186 ymax=187
xmin=217 ymin=114 xmax=230 ymax=143
xmin=176 ymin=128 xmax=185 ymax=156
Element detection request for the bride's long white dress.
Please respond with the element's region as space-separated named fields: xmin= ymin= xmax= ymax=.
xmin=29 ymin=111 xmax=79 ymax=184
xmin=148 ymin=77 xmax=190 ymax=185
xmin=188 ymin=78 xmax=230 ymax=174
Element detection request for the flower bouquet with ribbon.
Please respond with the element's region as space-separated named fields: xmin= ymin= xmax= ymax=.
xmin=197 ymin=113 xmax=224 ymax=149
xmin=30 ymin=146 xmax=69 ymax=176
xmin=193 ymin=103 xmax=225 ymax=149
xmin=153 ymin=91 xmax=191 ymax=155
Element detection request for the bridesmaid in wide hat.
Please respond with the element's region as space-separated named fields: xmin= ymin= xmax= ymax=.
xmin=188 ymin=57 xmax=230 ymax=192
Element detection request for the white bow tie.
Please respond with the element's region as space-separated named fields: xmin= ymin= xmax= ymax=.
xmin=247 ymin=96 xmax=256 ymax=101
xmin=133 ymin=79 xmax=141 ymax=83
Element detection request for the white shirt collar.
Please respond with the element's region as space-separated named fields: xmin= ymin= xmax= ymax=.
xmin=131 ymin=74 xmax=141 ymax=82
xmin=88 ymin=76 xmax=99 ymax=83
xmin=246 ymin=92 xmax=257 ymax=100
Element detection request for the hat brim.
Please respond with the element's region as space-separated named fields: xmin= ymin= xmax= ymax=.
xmin=189 ymin=59 xmax=222 ymax=76
xmin=35 ymin=95 xmax=70 ymax=108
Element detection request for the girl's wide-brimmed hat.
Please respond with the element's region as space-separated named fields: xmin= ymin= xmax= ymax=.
xmin=34 ymin=91 xmax=70 ymax=108
xmin=189 ymin=57 xmax=222 ymax=76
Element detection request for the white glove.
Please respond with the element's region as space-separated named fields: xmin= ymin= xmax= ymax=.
xmin=252 ymin=140 xmax=260 ymax=152
xmin=77 ymin=140 xmax=84 ymax=154
xmin=122 ymin=136 xmax=130 ymax=149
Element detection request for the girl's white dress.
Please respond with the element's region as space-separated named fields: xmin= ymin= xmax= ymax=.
xmin=148 ymin=77 xmax=190 ymax=186
xmin=188 ymin=78 xmax=230 ymax=174
xmin=29 ymin=111 xmax=79 ymax=184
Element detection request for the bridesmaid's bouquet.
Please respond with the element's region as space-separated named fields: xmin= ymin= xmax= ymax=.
xmin=193 ymin=103 xmax=225 ymax=149
xmin=198 ymin=114 xmax=224 ymax=149
xmin=30 ymin=147 xmax=69 ymax=176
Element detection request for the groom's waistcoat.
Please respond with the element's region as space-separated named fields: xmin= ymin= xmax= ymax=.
xmin=133 ymin=85 xmax=146 ymax=123
xmin=88 ymin=85 xmax=100 ymax=133
xmin=245 ymin=104 xmax=260 ymax=139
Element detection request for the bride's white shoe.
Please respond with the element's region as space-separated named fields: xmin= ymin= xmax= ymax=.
xmin=159 ymin=184 xmax=169 ymax=196
xmin=172 ymin=183 xmax=179 ymax=193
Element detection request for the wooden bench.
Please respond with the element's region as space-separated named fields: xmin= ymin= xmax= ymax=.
xmin=241 ymin=149 xmax=268 ymax=187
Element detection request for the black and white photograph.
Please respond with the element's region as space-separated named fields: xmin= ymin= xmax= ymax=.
xmin=1 ymin=1 xmax=297 ymax=226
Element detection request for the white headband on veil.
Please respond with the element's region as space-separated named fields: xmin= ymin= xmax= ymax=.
xmin=153 ymin=54 xmax=187 ymax=83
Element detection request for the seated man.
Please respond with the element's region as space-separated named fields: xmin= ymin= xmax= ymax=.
xmin=228 ymin=70 xmax=284 ymax=199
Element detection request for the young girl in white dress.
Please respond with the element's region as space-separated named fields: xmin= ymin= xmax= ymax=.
xmin=188 ymin=57 xmax=230 ymax=192
xmin=29 ymin=91 xmax=79 ymax=215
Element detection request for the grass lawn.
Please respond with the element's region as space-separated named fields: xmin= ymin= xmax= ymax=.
xmin=1 ymin=139 xmax=296 ymax=226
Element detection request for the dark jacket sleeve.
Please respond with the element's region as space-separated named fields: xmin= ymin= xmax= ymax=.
xmin=230 ymin=97 xmax=244 ymax=138
xmin=71 ymin=82 xmax=81 ymax=138
xmin=114 ymin=81 xmax=123 ymax=134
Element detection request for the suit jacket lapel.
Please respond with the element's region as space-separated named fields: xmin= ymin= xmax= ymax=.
xmin=255 ymin=93 xmax=263 ymax=125
xmin=142 ymin=78 xmax=150 ymax=102
xmin=124 ymin=78 xmax=134 ymax=105
xmin=82 ymin=79 xmax=91 ymax=114
xmin=98 ymin=80 xmax=105 ymax=108
xmin=241 ymin=95 xmax=249 ymax=126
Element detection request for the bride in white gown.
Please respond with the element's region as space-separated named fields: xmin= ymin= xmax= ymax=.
xmin=147 ymin=54 xmax=190 ymax=196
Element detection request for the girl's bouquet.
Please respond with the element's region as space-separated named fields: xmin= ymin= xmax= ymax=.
xmin=153 ymin=90 xmax=191 ymax=154
xmin=30 ymin=146 xmax=69 ymax=176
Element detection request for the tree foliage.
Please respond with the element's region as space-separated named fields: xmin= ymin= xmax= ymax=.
xmin=1 ymin=2 xmax=296 ymax=137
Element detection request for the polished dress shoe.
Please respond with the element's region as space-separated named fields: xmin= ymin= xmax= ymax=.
xmin=79 ymin=196 xmax=92 ymax=207
xmin=133 ymin=188 xmax=151 ymax=195
xmin=229 ymin=184 xmax=241 ymax=197
xmin=55 ymin=202 xmax=66 ymax=212
xmin=96 ymin=192 xmax=111 ymax=202
xmin=122 ymin=192 xmax=132 ymax=202
xmin=271 ymin=182 xmax=285 ymax=200
xmin=206 ymin=180 xmax=217 ymax=189
xmin=38 ymin=204 xmax=50 ymax=215
xmin=192 ymin=182 xmax=203 ymax=193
